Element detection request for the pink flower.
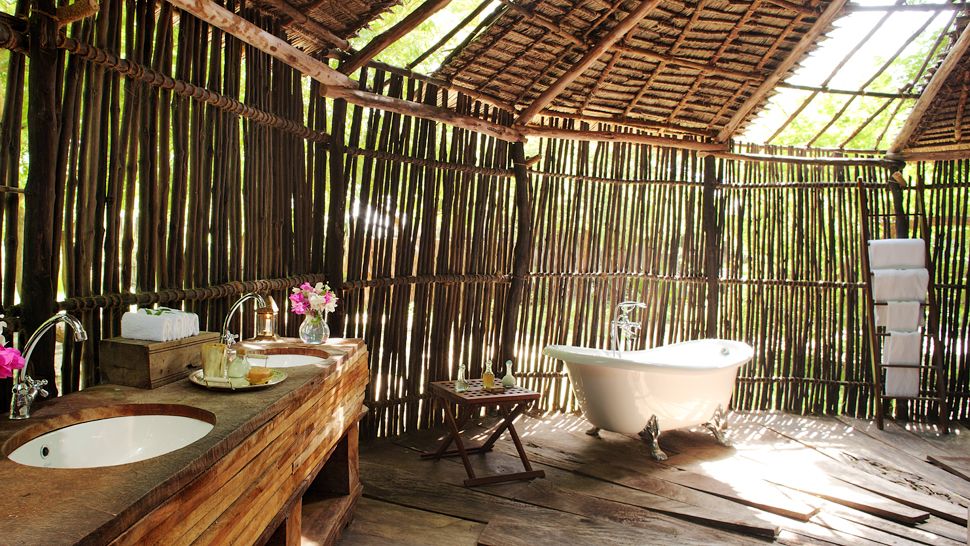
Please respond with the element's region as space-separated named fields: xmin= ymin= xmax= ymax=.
xmin=300 ymin=282 xmax=313 ymax=291
xmin=0 ymin=347 xmax=25 ymax=380
xmin=291 ymin=300 xmax=308 ymax=315
xmin=322 ymin=292 xmax=336 ymax=305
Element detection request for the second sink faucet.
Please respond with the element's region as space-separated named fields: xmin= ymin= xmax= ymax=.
xmin=611 ymin=301 xmax=647 ymax=354
xmin=11 ymin=312 xmax=88 ymax=420
xmin=222 ymin=292 xmax=267 ymax=346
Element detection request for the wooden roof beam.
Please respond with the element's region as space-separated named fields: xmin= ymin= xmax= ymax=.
xmin=716 ymin=0 xmax=851 ymax=142
xmin=777 ymin=82 xmax=919 ymax=99
xmin=496 ymin=0 xmax=585 ymax=47
xmin=521 ymin=125 xmax=728 ymax=151
xmin=849 ymin=2 xmax=970 ymax=11
xmin=515 ymin=0 xmax=662 ymax=125
xmin=892 ymin=23 xmax=970 ymax=153
xmin=615 ymin=43 xmax=760 ymax=80
xmin=764 ymin=0 xmax=817 ymax=15
xmin=340 ymin=0 xmax=454 ymax=75
xmin=164 ymin=0 xmax=524 ymax=142
xmin=258 ymin=0 xmax=350 ymax=50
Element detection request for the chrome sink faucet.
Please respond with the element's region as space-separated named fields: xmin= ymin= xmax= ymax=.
xmin=222 ymin=292 xmax=267 ymax=347
xmin=11 ymin=312 xmax=87 ymax=420
xmin=611 ymin=301 xmax=647 ymax=353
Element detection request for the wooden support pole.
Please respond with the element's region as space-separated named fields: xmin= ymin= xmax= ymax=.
xmin=716 ymin=0 xmax=850 ymax=142
xmin=892 ymin=24 xmax=970 ymax=153
xmin=501 ymin=142 xmax=533 ymax=363
xmin=614 ymin=43 xmax=757 ymax=80
xmin=340 ymin=0 xmax=454 ymax=75
xmin=522 ymin=125 xmax=726 ymax=151
xmin=326 ymin=99 xmax=348 ymax=336
xmin=21 ymin=0 xmax=60 ymax=394
xmin=515 ymin=0 xmax=662 ymax=125
xmin=702 ymin=155 xmax=720 ymax=338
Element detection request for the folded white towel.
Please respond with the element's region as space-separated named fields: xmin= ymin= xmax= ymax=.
xmin=882 ymin=331 xmax=921 ymax=366
xmin=874 ymin=301 xmax=923 ymax=331
xmin=121 ymin=308 xmax=200 ymax=342
xmin=868 ymin=239 xmax=925 ymax=270
xmin=885 ymin=368 xmax=920 ymax=397
xmin=871 ymin=269 xmax=929 ymax=302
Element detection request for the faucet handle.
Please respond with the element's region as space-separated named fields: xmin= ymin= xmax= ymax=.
xmin=25 ymin=376 xmax=49 ymax=396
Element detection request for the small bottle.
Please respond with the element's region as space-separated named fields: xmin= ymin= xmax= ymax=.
xmin=455 ymin=363 xmax=469 ymax=392
xmin=502 ymin=359 xmax=516 ymax=388
xmin=482 ymin=359 xmax=495 ymax=390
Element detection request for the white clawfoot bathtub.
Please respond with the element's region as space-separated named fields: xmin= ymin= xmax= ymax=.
xmin=544 ymin=339 xmax=753 ymax=459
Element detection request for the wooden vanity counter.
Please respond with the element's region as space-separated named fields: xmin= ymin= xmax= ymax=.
xmin=0 ymin=337 xmax=368 ymax=545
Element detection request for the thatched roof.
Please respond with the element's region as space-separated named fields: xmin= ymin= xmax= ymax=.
xmin=434 ymin=0 xmax=838 ymax=139
xmin=259 ymin=0 xmax=400 ymax=51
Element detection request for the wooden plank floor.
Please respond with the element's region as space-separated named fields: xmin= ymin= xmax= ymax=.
xmin=335 ymin=412 xmax=970 ymax=545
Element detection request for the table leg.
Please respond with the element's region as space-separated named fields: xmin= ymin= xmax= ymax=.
xmin=499 ymin=405 xmax=539 ymax=473
xmin=479 ymin=403 xmax=524 ymax=451
xmin=441 ymin=401 xmax=476 ymax=480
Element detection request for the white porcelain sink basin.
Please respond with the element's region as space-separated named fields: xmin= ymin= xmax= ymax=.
xmin=264 ymin=354 xmax=325 ymax=368
xmin=8 ymin=414 xmax=214 ymax=469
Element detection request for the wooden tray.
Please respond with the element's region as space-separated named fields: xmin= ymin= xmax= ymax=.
xmin=188 ymin=369 xmax=287 ymax=391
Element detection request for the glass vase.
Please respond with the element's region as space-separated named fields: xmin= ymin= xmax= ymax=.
xmin=299 ymin=313 xmax=330 ymax=344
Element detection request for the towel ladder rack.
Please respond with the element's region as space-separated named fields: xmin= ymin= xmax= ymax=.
xmin=857 ymin=175 xmax=949 ymax=433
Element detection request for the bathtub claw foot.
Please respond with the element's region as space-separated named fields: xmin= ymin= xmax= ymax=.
xmin=586 ymin=427 xmax=601 ymax=438
xmin=704 ymin=405 xmax=730 ymax=446
xmin=638 ymin=415 xmax=667 ymax=461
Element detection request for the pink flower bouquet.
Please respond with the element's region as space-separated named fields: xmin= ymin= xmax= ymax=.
xmin=289 ymin=282 xmax=338 ymax=319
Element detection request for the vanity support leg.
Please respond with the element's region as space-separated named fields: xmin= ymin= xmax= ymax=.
xmin=586 ymin=426 xmax=601 ymax=438
xmin=639 ymin=415 xmax=667 ymax=461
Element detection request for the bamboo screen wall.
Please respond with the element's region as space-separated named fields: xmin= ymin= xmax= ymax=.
xmin=0 ymin=1 xmax=967 ymax=438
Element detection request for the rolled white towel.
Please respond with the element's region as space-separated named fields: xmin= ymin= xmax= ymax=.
xmin=121 ymin=308 xmax=201 ymax=342
xmin=874 ymin=301 xmax=923 ymax=331
xmin=882 ymin=331 xmax=921 ymax=366
xmin=885 ymin=368 xmax=920 ymax=397
xmin=868 ymin=239 xmax=925 ymax=270
xmin=872 ymin=269 xmax=928 ymax=302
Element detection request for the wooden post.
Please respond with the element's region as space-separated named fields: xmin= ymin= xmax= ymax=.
xmin=20 ymin=0 xmax=60 ymax=395
xmin=325 ymin=99 xmax=348 ymax=336
xmin=500 ymin=142 xmax=533 ymax=363
xmin=702 ymin=155 xmax=720 ymax=338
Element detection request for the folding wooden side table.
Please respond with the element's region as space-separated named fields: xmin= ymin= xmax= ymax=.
xmin=421 ymin=379 xmax=546 ymax=487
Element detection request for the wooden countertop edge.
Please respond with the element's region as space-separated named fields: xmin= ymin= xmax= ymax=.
xmin=0 ymin=338 xmax=369 ymax=545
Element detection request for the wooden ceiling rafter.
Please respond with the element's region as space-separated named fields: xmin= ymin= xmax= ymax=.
xmin=340 ymin=0 xmax=455 ymax=75
xmin=495 ymin=0 xmax=585 ymax=47
xmin=406 ymin=0 xmax=492 ymax=70
xmin=893 ymin=20 xmax=970 ymax=152
xmin=716 ymin=0 xmax=851 ymax=141
xmin=764 ymin=0 xmax=899 ymax=144
xmin=515 ymin=0 xmax=663 ymax=125
xmin=955 ymin=69 xmax=970 ymax=141
xmin=520 ymin=124 xmax=729 ymax=150
xmin=665 ymin=0 xmax=764 ymax=125
xmin=777 ymin=82 xmax=919 ymax=99
xmin=804 ymin=8 xmax=938 ymax=147
xmin=258 ymin=0 xmax=351 ymax=50
xmin=164 ymin=0 xmax=525 ymax=142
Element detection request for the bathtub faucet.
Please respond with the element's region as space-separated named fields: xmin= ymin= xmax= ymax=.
xmin=611 ymin=301 xmax=647 ymax=353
